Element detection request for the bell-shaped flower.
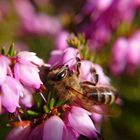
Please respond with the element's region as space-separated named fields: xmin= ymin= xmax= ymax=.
xmin=20 ymin=87 xmax=33 ymax=108
xmin=42 ymin=116 xmax=76 ymax=140
xmin=14 ymin=0 xmax=61 ymax=35
xmin=65 ymin=106 xmax=98 ymax=139
xmin=54 ymin=30 xmax=69 ymax=50
xmin=79 ymin=60 xmax=95 ymax=82
xmin=62 ymin=47 xmax=81 ymax=69
xmin=0 ymin=55 xmax=11 ymax=84
xmin=93 ymin=63 xmax=110 ymax=85
xmin=48 ymin=50 xmax=63 ymax=66
xmin=127 ymin=31 xmax=140 ymax=66
xmin=6 ymin=116 xmax=77 ymax=140
xmin=79 ymin=60 xmax=110 ymax=85
xmin=14 ymin=51 xmax=43 ymax=89
xmin=5 ymin=123 xmax=31 ymax=140
xmin=14 ymin=62 xmax=42 ymax=89
xmin=110 ymin=37 xmax=128 ymax=75
xmin=17 ymin=51 xmax=44 ymax=66
xmin=1 ymin=76 xmax=22 ymax=113
xmin=48 ymin=47 xmax=81 ymax=70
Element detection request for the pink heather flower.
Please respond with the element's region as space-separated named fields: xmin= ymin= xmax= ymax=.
xmin=0 ymin=55 xmax=11 ymax=85
xmin=79 ymin=0 xmax=136 ymax=50
xmin=79 ymin=60 xmax=96 ymax=83
xmin=48 ymin=50 xmax=63 ymax=65
xmin=65 ymin=106 xmax=98 ymax=139
xmin=20 ymin=87 xmax=33 ymax=108
xmin=5 ymin=124 xmax=32 ymax=140
xmin=91 ymin=106 xmax=103 ymax=131
xmin=42 ymin=116 xmax=76 ymax=140
xmin=48 ymin=47 xmax=81 ymax=69
xmin=91 ymin=113 xmax=102 ymax=131
xmin=54 ymin=30 xmax=69 ymax=50
xmin=16 ymin=51 xmax=44 ymax=66
xmin=14 ymin=62 xmax=42 ymax=89
xmin=127 ymin=31 xmax=140 ymax=66
xmin=111 ymin=31 xmax=140 ymax=75
xmin=49 ymin=48 xmax=109 ymax=84
xmin=28 ymin=123 xmax=44 ymax=140
xmin=14 ymin=0 xmax=61 ymax=35
xmin=14 ymin=51 xmax=44 ymax=89
xmin=110 ymin=38 xmax=128 ymax=75
xmin=83 ymin=0 xmax=113 ymax=15
xmin=96 ymin=0 xmax=113 ymax=11
xmin=6 ymin=116 xmax=76 ymax=140
xmin=0 ymin=76 xmax=22 ymax=113
xmin=62 ymin=48 xmax=81 ymax=69
xmin=79 ymin=60 xmax=110 ymax=85
xmin=93 ymin=64 xmax=110 ymax=85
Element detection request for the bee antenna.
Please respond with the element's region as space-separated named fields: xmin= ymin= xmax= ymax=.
xmin=49 ymin=51 xmax=81 ymax=70
xmin=63 ymin=57 xmax=75 ymax=65
xmin=49 ymin=61 xmax=61 ymax=70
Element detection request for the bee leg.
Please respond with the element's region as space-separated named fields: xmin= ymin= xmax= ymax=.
xmin=76 ymin=57 xmax=81 ymax=77
xmin=90 ymin=67 xmax=99 ymax=85
xmin=80 ymin=81 xmax=97 ymax=86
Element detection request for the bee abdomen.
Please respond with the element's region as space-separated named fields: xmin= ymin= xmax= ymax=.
xmin=88 ymin=92 xmax=116 ymax=105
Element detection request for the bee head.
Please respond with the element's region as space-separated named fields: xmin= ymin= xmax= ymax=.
xmin=46 ymin=65 xmax=73 ymax=82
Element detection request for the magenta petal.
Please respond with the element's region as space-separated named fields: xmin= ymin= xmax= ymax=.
xmin=20 ymin=87 xmax=33 ymax=108
xmin=127 ymin=38 xmax=140 ymax=65
xmin=67 ymin=106 xmax=97 ymax=138
xmin=17 ymin=51 xmax=44 ymax=66
xmin=111 ymin=38 xmax=128 ymax=75
xmin=48 ymin=50 xmax=63 ymax=65
xmin=63 ymin=127 xmax=77 ymax=140
xmin=43 ymin=116 xmax=76 ymax=140
xmin=79 ymin=60 xmax=110 ymax=85
xmin=14 ymin=63 xmax=42 ymax=89
xmin=1 ymin=76 xmax=21 ymax=113
xmin=93 ymin=64 xmax=110 ymax=85
xmin=0 ymin=55 xmax=10 ymax=84
xmin=5 ymin=126 xmax=31 ymax=140
xmin=55 ymin=30 xmax=69 ymax=50
xmin=62 ymin=48 xmax=80 ymax=67
xmin=28 ymin=123 xmax=44 ymax=140
xmin=79 ymin=60 xmax=94 ymax=82
xmin=43 ymin=116 xmax=64 ymax=140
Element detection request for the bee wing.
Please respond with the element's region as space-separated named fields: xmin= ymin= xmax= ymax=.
xmin=80 ymin=82 xmax=118 ymax=94
xmin=67 ymin=86 xmax=120 ymax=116
xmin=81 ymin=83 xmax=118 ymax=102
xmin=81 ymin=83 xmax=120 ymax=116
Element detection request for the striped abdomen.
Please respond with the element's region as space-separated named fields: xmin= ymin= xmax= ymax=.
xmin=83 ymin=86 xmax=118 ymax=105
xmin=88 ymin=91 xmax=117 ymax=104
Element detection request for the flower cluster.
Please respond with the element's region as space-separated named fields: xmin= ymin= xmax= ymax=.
xmin=4 ymin=44 xmax=113 ymax=140
xmin=13 ymin=0 xmax=61 ymax=35
xmin=77 ymin=0 xmax=140 ymax=50
xmin=0 ymin=47 xmax=44 ymax=113
xmin=6 ymin=107 xmax=99 ymax=140
xmin=110 ymin=31 xmax=140 ymax=75
xmin=48 ymin=47 xmax=110 ymax=85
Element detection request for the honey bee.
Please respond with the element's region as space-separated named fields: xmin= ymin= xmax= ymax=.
xmin=45 ymin=62 xmax=118 ymax=113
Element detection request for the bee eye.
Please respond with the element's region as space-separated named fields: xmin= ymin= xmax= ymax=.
xmin=55 ymin=70 xmax=67 ymax=81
